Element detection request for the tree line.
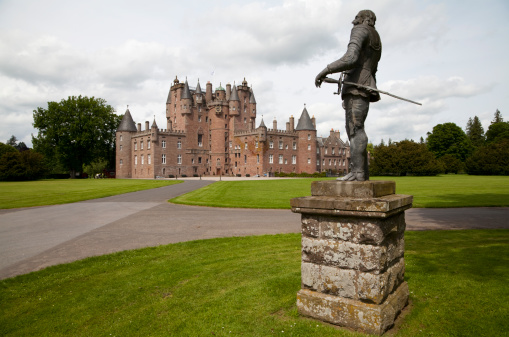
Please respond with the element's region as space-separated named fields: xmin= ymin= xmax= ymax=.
xmin=369 ymin=109 xmax=509 ymax=176
xmin=0 ymin=96 xmax=120 ymax=181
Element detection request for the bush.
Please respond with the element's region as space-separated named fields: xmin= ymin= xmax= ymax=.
xmin=246 ymin=174 xmax=250 ymax=177
xmin=370 ymin=140 xmax=444 ymax=176
xmin=465 ymin=139 xmax=509 ymax=175
xmin=439 ymin=154 xmax=465 ymax=174
xmin=0 ymin=150 xmax=48 ymax=181
xmin=169 ymin=175 xmax=175 ymax=178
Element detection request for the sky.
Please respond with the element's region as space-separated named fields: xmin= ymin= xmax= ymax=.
xmin=1 ymin=0 xmax=508 ymax=147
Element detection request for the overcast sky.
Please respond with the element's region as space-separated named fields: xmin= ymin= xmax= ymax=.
xmin=1 ymin=0 xmax=507 ymax=147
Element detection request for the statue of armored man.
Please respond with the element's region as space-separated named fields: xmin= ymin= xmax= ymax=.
xmin=315 ymin=9 xmax=381 ymax=181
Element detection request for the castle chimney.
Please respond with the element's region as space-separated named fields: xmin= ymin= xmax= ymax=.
xmin=273 ymin=119 xmax=277 ymax=131
xmin=206 ymin=81 xmax=213 ymax=102
xmin=289 ymin=115 xmax=295 ymax=132
xmin=311 ymin=115 xmax=316 ymax=128
xmin=226 ymin=83 xmax=231 ymax=101
xmin=137 ymin=123 xmax=141 ymax=132
xmin=286 ymin=122 xmax=290 ymax=132
xmin=145 ymin=121 xmax=149 ymax=131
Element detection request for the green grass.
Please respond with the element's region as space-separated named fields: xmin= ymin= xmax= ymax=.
xmin=170 ymin=175 xmax=509 ymax=208
xmin=0 ymin=230 xmax=507 ymax=336
xmin=0 ymin=179 xmax=183 ymax=209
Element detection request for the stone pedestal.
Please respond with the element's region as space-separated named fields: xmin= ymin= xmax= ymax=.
xmin=291 ymin=181 xmax=412 ymax=335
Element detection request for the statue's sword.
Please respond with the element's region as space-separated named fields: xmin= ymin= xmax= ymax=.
xmin=323 ymin=76 xmax=422 ymax=106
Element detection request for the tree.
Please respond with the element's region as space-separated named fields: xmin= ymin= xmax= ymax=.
xmin=369 ymin=140 xmax=444 ymax=176
xmin=492 ymin=109 xmax=503 ymax=124
xmin=439 ymin=154 xmax=464 ymax=174
xmin=465 ymin=139 xmax=509 ymax=175
xmin=6 ymin=135 xmax=17 ymax=146
xmin=465 ymin=116 xmax=485 ymax=147
xmin=32 ymin=96 xmax=120 ymax=177
xmin=0 ymin=150 xmax=47 ymax=181
xmin=0 ymin=142 xmax=17 ymax=158
xmin=426 ymin=123 xmax=474 ymax=162
xmin=485 ymin=121 xmax=509 ymax=144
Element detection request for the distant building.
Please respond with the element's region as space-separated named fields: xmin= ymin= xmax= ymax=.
xmin=116 ymin=76 xmax=350 ymax=178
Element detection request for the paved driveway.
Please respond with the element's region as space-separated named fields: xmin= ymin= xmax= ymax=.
xmin=1 ymin=179 xmax=507 ymax=280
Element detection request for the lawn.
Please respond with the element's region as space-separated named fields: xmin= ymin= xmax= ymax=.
xmin=0 ymin=179 xmax=182 ymax=209
xmin=170 ymin=175 xmax=509 ymax=208
xmin=0 ymin=230 xmax=507 ymax=336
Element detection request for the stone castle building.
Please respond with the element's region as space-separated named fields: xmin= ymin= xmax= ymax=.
xmin=116 ymin=77 xmax=350 ymax=178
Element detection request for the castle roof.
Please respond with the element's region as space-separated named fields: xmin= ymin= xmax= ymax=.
xmin=230 ymin=83 xmax=239 ymax=101
xmin=182 ymin=79 xmax=192 ymax=99
xmin=151 ymin=118 xmax=158 ymax=128
xmin=216 ymin=83 xmax=225 ymax=91
xmin=249 ymin=88 xmax=257 ymax=104
xmin=117 ymin=108 xmax=137 ymax=132
xmin=258 ymin=117 xmax=266 ymax=128
xmin=295 ymin=106 xmax=315 ymax=131
xmin=195 ymin=80 xmax=202 ymax=94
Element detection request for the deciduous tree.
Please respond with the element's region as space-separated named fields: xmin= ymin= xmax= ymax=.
xmin=426 ymin=123 xmax=474 ymax=162
xmin=32 ymin=96 xmax=121 ymax=177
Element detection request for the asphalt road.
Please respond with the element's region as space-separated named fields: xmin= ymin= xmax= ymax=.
xmin=0 ymin=179 xmax=507 ymax=280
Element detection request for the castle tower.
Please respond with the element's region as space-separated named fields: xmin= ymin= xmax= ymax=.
xmin=116 ymin=107 xmax=137 ymax=178
xmin=295 ymin=105 xmax=317 ymax=174
xmin=209 ymin=84 xmax=229 ymax=175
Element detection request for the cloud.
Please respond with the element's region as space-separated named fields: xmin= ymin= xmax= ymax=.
xmin=192 ymin=0 xmax=344 ymax=67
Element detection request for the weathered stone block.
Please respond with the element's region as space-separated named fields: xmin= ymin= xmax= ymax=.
xmin=291 ymin=194 xmax=413 ymax=218
xmin=311 ymin=180 xmax=395 ymax=198
xmin=297 ymin=282 xmax=409 ymax=335
xmin=301 ymin=232 xmax=404 ymax=273
xmin=301 ymin=258 xmax=405 ymax=304
xmin=319 ymin=213 xmax=406 ymax=244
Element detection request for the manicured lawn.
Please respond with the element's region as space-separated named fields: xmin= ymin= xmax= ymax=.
xmin=0 ymin=179 xmax=182 ymax=209
xmin=0 ymin=230 xmax=507 ymax=336
xmin=170 ymin=175 xmax=509 ymax=208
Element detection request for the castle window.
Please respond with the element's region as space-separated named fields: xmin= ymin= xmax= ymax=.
xmin=162 ymin=140 xmax=166 ymax=148
xmin=245 ymin=142 xmax=248 ymax=150
xmin=244 ymin=155 xmax=247 ymax=164
xmin=198 ymin=157 xmax=202 ymax=164
xmin=120 ymin=159 xmax=123 ymax=165
xmin=329 ymin=159 xmax=332 ymax=165
xmin=119 ymin=135 xmax=123 ymax=141
xmin=323 ymin=159 xmax=325 ymax=165
xmin=332 ymin=148 xmax=335 ymax=155
xmin=285 ymin=159 xmax=288 ymax=164
xmin=308 ymin=134 xmax=311 ymax=140
xmin=192 ymin=158 xmax=194 ymax=164
xmin=255 ymin=141 xmax=258 ymax=148
xmin=317 ymin=148 xmax=320 ymax=154
xmin=293 ymin=142 xmax=296 ymax=150
xmin=325 ymin=148 xmax=328 ymax=154
xmin=198 ymin=134 xmax=203 ymax=147
xmin=317 ymin=159 xmax=320 ymax=166
xmin=141 ymin=155 xmax=144 ymax=165
xmin=120 ymin=145 xmax=123 ymax=151
xmin=199 ymin=115 xmax=202 ymax=122
xmin=244 ymin=118 xmax=247 ymax=123
xmin=141 ymin=142 xmax=143 ymax=150
xmin=279 ymin=155 xmax=283 ymax=164
xmin=206 ymin=117 xmax=208 ymax=123
xmin=147 ymin=141 xmax=150 ymax=149
xmin=308 ymin=158 xmax=311 ymax=164
xmin=134 ymin=142 xmax=137 ymax=151
xmin=177 ymin=154 xmax=182 ymax=164
xmin=308 ymin=144 xmax=311 ymax=151
xmin=269 ymin=154 xmax=273 ymax=164
xmin=292 ymin=155 xmax=296 ymax=164
xmin=269 ymin=141 xmax=273 ymax=149
xmin=162 ymin=154 xmax=166 ymax=164
xmin=279 ymin=141 xmax=283 ymax=150
xmin=257 ymin=154 xmax=260 ymax=163
xmin=135 ymin=155 xmax=138 ymax=165
xmin=229 ymin=141 xmax=232 ymax=148
xmin=177 ymin=141 xmax=182 ymax=149
xmin=148 ymin=155 xmax=151 ymax=164
xmin=285 ymin=144 xmax=288 ymax=150
xmin=225 ymin=124 xmax=227 ymax=129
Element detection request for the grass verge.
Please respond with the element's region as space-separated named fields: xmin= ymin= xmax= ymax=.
xmin=0 ymin=179 xmax=182 ymax=209
xmin=170 ymin=175 xmax=509 ymax=208
xmin=1 ymin=230 xmax=508 ymax=336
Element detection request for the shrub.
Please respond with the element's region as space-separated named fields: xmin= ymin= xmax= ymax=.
xmin=465 ymin=139 xmax=509 ymax=175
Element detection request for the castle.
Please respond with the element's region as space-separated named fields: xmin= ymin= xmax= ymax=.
xmin=116 ymin=77 xmax=350 ymax=178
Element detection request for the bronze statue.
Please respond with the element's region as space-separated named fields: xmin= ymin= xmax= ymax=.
xmin=315 ymin=9 xmax=381 ymax=181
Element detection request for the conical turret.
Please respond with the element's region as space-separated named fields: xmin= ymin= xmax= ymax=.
xmin=295 ymin=105 xmax=316 ymax=131
xmin=117 ymin=108 xmax=137 ymax=132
